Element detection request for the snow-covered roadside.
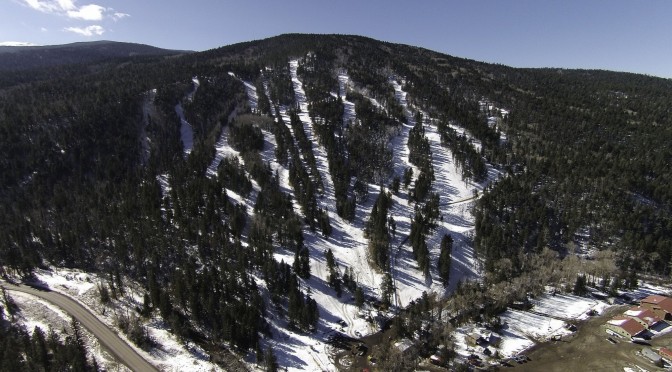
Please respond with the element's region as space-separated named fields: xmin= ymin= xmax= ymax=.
xmin=29 ymin=268 xmax=224 ymax=371
xmin=3 ymin=288 xmax=130 ymax=371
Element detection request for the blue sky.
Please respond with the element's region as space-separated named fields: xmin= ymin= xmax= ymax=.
xmin=2 ymin=0 xmax=670 ymax=78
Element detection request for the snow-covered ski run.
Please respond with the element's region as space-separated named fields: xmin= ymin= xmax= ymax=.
xmin=175 ymin=77 xmax=200 ymax=156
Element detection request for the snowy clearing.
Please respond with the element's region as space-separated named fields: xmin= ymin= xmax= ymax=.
xmin=454 ymin=288 xmax=613 ymax=364
xmin=531 ymin=293 xmax=607 ymax=321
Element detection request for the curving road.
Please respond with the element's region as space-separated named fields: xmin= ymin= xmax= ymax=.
xmin=0 ymin=281 xmax=159 ymax=372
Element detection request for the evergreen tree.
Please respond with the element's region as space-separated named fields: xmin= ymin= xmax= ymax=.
xmin=403 ymin=167 xmax=413 ymax=189
xmin=293 ymin=247 xmax=311 ymax=279
xmin=366 ymin=190 xmax=392 ymax=270
xmin=438 ymin=234 xmax=453 ymax=287
xmin=573 ymin=275 xmax=588 ymax=296
xmin=325 ymin=248 xmax=340 ymax=290
xmin=264 ymin=346 xmax=278 ymax=372
xmin=354 ymin=286 xmax=364 ymax=309
xmin=381 ymin=273 xmax=395 ymax=309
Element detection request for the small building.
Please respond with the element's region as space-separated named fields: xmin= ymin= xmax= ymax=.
xmin=394 ymin=338 xmax=415 ymax=355
xmin=466 ymin=329 xmax=496 ymax=346
xmin=606 ymin=316 xmax=646 ymax=339
xmin=429 ymin=354 xmax=444 ymax=366
xmin=640 ymin=295 xmax=672 ymax=320
xmin=659 ymin=347 xmax=672 ymax=363
xmin=624 ymin=306 xmax=663 ymax=329
xmin=642 ymin=347 xmax=663 ymax=367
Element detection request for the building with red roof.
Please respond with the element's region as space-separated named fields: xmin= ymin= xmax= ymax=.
xmin=659 ymin=347 xmax=672 ymax=363
xmin=640 ymin=295 xmax=672 ymax=320
xmin=624 ymin=306 xmax=663 ymax=328
xmin=605 ymin=316 xmax=646 ymax=339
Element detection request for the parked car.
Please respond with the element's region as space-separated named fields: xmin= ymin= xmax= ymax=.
xmin=514 ymin=355 xmax=528 ymax=363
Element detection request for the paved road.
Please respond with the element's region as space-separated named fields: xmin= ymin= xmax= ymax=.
xmin=1 ymin=281 xmax=159 ymax=372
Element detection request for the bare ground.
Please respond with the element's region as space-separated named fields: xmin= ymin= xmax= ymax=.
xmin=513 ymin=304 xmax=672 ymax=371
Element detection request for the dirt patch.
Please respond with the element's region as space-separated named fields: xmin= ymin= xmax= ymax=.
xmin=513 ymin=304 xmax=672 ymax=371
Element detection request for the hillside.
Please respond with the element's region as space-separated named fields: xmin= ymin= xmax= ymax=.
xmin=0 ymin=40 xmax=188 ymax=71
xmin=0 ymin=41 xmax=190 ymax=89
xmin=1 ymin=34 xmax=671 ymax=370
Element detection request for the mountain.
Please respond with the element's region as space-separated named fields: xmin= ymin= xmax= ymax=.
xmin=1 ymin=34 xmax=671 ymax=370
xmin=0 ymin=40 xmax=190 ymax=71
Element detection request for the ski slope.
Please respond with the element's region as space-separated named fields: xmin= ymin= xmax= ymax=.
xmin=243 ymin=80 xmax=258 ymax=113
xmin=388 ymin=79 xmax=484 ymax=304
xmin=211 ymin=64 xmax=367 ymax=372
xmin=227 ymin=72 xmax=259 ymax=113
xmin=179 ymin=64 xmax=496 ymax=371
xmin=206 ymin=125 xmax=239 ymax=178
xmin=206 ymin=75 xmax=258 ymax=178
xmin=175 ymin=77 xmax=200 ymax=156
xmin=288 ymin=59 xmax=383 ymax=329
xmin=338 ymin=71 xmax=356 ymax=127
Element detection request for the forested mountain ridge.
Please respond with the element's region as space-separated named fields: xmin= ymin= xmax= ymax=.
xmin=0 ymin=40 xmax=188 ymax=70
xmin=0 ymin=40 xmax=189 ymax=89
xmin=1 ymin=34 xmax=671 ymax=369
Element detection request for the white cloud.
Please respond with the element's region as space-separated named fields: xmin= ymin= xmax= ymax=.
xmin=0 ymin=41 xmax=39 ymax=46
xmin=64 ymin=25 xmax=104 ymax=36
xmin=66 ymin=4 xmax=104 ymax=21
xmin=23 ymin=0 xmax=73 ymax=13
xmin=111 ymin=12 xmax=130 ymax=21
xmin=21 ymin=0 xmax=129 ymax=21
xmin=41 ymin=27 xmax=49 ymax=32
xmin=57 ymin=0 xmax=75 ymax=10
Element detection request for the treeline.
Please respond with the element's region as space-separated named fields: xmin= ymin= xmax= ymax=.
xmin=409 ymin=193 xmax=441 ymax=277
xmin=300 ymin=60 xmax=357 ymax=220
xmin=407 ymin=112 xmax=434 ymax=202
xmin=263 ymin=65 xmax=330 ymax=233
xmin=366 ymin=189 xmax=393 ymax=270
xmin=346 ymin=91 xmax=395 ymax=183
xmin=184 ymin=75 xmax=245 ymax=143
xmin=473 ymin=68 xmax=672 ymax=276
xmin=437 ymin=119 xmax=487 ymax=182
xmin=309 ymin=95 xmax=357 ymax=220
